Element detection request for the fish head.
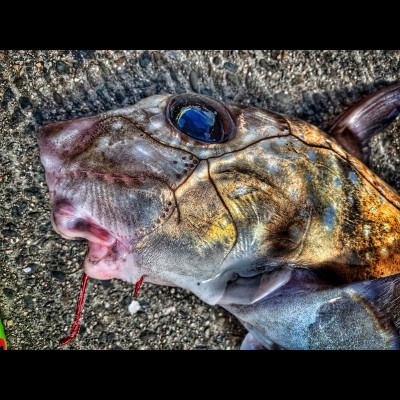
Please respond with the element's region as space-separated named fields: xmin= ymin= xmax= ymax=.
xmin=39 ymin=93 xmax=313 ymax=305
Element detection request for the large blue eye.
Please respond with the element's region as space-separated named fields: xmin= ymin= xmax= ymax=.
xmin=175 ymin=106 xmax=220 ymax=142
xmin=167 ymin=94 xmax=235 ymax=143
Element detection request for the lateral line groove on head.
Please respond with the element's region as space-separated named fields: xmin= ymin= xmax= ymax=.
xmin=206 ymin=160 xmax=238 ymax=266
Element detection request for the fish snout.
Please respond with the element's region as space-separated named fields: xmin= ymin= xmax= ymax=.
xmin=38 ymin=115 xmax=101 ymax=168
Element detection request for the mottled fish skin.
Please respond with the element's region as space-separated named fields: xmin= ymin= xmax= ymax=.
xmin=39 ymin=92 xmax=400 ymax=349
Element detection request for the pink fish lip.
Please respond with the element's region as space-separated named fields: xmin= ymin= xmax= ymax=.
xmin=51 ymin=200 xmax=117 ymax=267
xmin=52 ymin=200 xmax=117 ymax=248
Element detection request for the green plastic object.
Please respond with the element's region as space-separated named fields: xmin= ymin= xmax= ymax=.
xmin=0 ymin=319 xmax=7 ymax=350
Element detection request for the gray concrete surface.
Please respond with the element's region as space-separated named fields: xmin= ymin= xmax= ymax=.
xmin=0 ymin=50 xmax=399 ymax=350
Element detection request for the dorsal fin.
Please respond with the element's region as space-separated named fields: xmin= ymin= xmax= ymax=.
xmin=328 ymin=83 xmax=400 ymax=163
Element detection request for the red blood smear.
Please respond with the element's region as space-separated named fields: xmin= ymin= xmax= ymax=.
xmin=60 ymin=273 xmax=89 ymax=346
xmin=133 ymin=275 xmax=145 ymax=299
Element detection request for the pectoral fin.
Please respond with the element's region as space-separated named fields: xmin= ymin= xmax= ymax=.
xmin=227 ymin=268 xmax=400 ymax=349
xmin=328 ymin=82 xmax=400 ymax=163
xmin=219 ymin=268 xmax=292 ymax=305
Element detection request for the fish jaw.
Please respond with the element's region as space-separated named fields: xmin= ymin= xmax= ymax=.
xmin=84 ymin=241 xmax=141 ymax=283
xmin=50 ymin=199 xmax=142 ymax=283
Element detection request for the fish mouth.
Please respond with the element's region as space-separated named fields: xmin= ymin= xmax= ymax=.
xmin=51 ymin=200 xmax=141 ymax=283
xmin=52 ymin=200 xmax=116 ymax=247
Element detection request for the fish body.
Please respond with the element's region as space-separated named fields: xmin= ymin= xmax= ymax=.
xmin=39 ymin=88 xmax=400 ymax=349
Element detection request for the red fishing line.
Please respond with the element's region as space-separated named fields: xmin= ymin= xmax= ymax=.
xmin=133 ymin=275 xmax=145 ymax=299
xmin=60 ymin=273 xmax=89 ymax=346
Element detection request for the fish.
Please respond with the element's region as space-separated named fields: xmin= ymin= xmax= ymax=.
xmin=38 ymin=83 xmax=400 ymax=349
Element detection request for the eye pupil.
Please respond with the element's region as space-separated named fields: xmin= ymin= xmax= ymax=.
xmin=176 ymin=106 xmax=219 ymax=142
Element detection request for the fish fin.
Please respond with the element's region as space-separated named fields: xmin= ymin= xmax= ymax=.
xmin=240 ymin=333 xmax=268 ymax=350
xmin=236 ymin=269 xmax=400 ymax=349
xmin=307 ymin=272 xmax=400 ymax=349
xmin=328 ymin=82 xmax=400 ymax=163
xmin=219 ymin=268 xmax=292 ymax=306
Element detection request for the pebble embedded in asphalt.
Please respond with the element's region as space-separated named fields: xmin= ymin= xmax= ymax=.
xmin=128 ymin=300 xmax=141 ymax=315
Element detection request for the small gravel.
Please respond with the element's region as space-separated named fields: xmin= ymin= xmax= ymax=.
xmin=0 ymin=50 xmax=399 ymax=350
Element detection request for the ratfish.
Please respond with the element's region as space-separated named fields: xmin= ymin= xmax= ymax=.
xmin=39 ymin=83 xmax=400 ymax=349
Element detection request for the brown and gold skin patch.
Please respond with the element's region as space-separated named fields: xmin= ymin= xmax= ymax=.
xmin=286 ymin=118 xmax=400 ymax=282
